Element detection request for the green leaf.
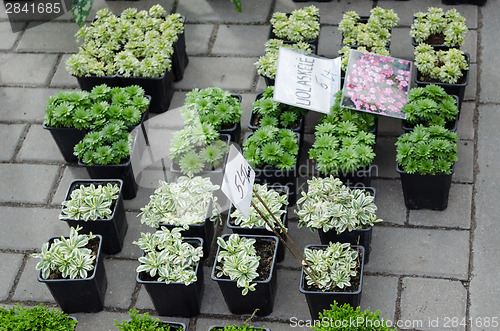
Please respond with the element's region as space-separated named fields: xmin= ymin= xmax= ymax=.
xmin=71 ymin=0 xmax=94 ymax=28
xmin=230 ymin=0 xmax=242 ymax=12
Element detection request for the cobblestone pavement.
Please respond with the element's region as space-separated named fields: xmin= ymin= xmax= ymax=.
xmin=0 ymin=0 xmax=498 ymax=330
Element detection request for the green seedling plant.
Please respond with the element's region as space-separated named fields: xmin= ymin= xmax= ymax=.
xmin=114 ymin=309 xmax=180 ymax=331
xmin=303 ymin=242 xmax=359 ymax=291
xmin=252 ymin=86 xmax=307 ymax=129
xmin=414 ymin=44 xmax=469 ymax=84
xmin=296 ymin=176 xmax=381 ymax=234
xmin=322 ymin=91 xmax=376 ymax=132
xmin=411 ymin=7 xmax=467 ymax=47
xmin=396 ymin=125 xmax=458 ymax=175
xmin=0 ymin=303 xmax=77 ymax=331
xmin=230 ymin=184 xmax=288 ymax=232
xmin=139 ymin=176 xmax=220 ymax=229
xmin=402 ymin=84 xmax=459 ymax=127
xmin=134 ymin=227 xmax=203 ymax=285
xmin=243 ymin=126 xmax=299 ymax=171
xmin=270 ymin=5 xmax=320 ymax=42
xmin=33 ymin=226 xmax=96 ymax=280
xmin=213 ymin=325 xmax=266 ymax=331
xmin=60 ymin=182 xmax=120 ymax=221
xmin=216 ymin=234 xmax=261 ymax=295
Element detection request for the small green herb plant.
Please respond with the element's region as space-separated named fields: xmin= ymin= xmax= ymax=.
xmin=0 ymin=303 xmax=77 ymax=331
xmin=270 ymin=5 xmax=320 ymax=42
xmin=216 ymin=234 xmax=261 ymax=295
xmin=396 ymin=125 xmax=459 ymax=175
xmin=33 ymin=226 xmax=97 ymax=280
xmin=230 ymin=184 xmax=288 ymax=232
xmin=296 ymin=176 xmax=381 ymax=234
xmin=414 ymin=44 xmax=469 ymax=84
xmin=134 ymin=227 xmax=203 ymax=285
xmin=411 ymin=7 xmax=467 ymax=47
xmin=252 ymin=86 xmax=307 ymax=129
xmin=60 ymin=182 xmax=120 ymax=221
xmin=182 ymin=87 xmax=242 ymax=131
xmin=139 ymin=176 xmax=220 ymax=229
xmin=312 ymin=302 xmax=397 ymax=331
xmin=339 ymin=45 xmax=390 ymax=73
xmin=322 ymin=91 xmax=376 ymax=132
xmin=303 ymin=242 xmax=359 ymax=291
xmin=114 ymin=309 xmax=180 ymax=331
xmin=243 ymin=126 xmax=299 ymax=171
xmin=402 ymin=84 xmax=459 ymax=127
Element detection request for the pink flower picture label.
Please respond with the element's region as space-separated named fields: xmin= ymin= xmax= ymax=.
xmin=341 ymin=50 xmax=412 ymax=119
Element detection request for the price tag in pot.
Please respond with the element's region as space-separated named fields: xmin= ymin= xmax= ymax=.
xmin=222 ymin=145 xmax=255 ymax=218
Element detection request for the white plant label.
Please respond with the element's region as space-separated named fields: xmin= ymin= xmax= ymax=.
xmin=221 ymin=145 xmax=255 ymax=218
xmin=274 ymin=47 xmax=341 ymax=114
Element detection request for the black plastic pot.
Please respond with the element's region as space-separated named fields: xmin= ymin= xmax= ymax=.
xmin=340 ymin=16 xmax=391 ymax=51
xmin=43 ymin=125 xmax=86 ymax=163
xmin=61 ymin=179 xmax=127 ymax=254
xmin=75 ymin=75 xmax=121 ymax=92
xmin=38 ymin=235 xmax=107 ymax=313
xmin=137 ymin=238 xmax=204 ymax=317
xmin=402 ymin=95 xmax=460 ymax=132
xmin=442 ymin=0 xmax=486 ymax=5
xmin=396 ymin=163 xmax=453 ymax=210
xmin=267 ymin=14 xmax=320 ymax=51
xmin=210 ymin=326 xmax=270 ymax=331
xmin=161 ymin=321 xmax=186 ymax=330
xmin=410 ymin=16 xmax=461 ymax=50
xmin=171 ymin=17 xmax=189 ymax=82
xmin=227 ymin=185 xmax=289 ymax=262
xmin=217 ymin=95 xmax=242 ymax=143
xmin=299 ymin=245 xmax=365 ymax=319
xmin=212 ymin=234 xmax=278 ymax=316
xmin=125 ymin=69 xmax=175 ymax=114
xmin=263 ymin=76 xmax=275 ymax=87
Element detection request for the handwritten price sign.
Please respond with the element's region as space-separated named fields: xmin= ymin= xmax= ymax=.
xmin=221 ymin=145 xmax=255 ymax=218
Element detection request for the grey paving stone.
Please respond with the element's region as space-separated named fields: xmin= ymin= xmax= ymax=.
xmin=51 ymin=166 xmax=90 ymax=206
xmin=103 ymin=259 xmax=137 ymax=309
xmin=373 ymin=136 xmax=398 ymax=179
xmin=0 ymin=123 xmax=25 ymax=161
xmin=269 ymin=269 xmax=310 ymax=321
xmin=0 ymin=87 xmax=62 ymax=122
xmin=281 ymin=221 xmax=321 ymax=268
xmin=0 ymin=207 xmax=67 ymax=250
xmin=0 ymin=53 xmax=58 ymax=86
xmin=213 ymin=25 xmax=268 ymax=56
xmin=71 ymin=311 xmax=130 ymax=331
xmin=178 ymin=0 xmax=271 ymax=24
xmin=0 ymin=253 xmax=24 ymax=300
xmin=12 ymin=256 xmax=55 ymax=303
xmin=200 ymin=266 xmax=231 ymax=315
xmin=463 ymin=29 xmax=477 ymax=64
xmin=399 ymin=277 xmax=467 ymax=331
xmin=479 ymin=0 xmax=500 ymax=103
xmin=464 ymin=63 xmax=477 ymax=102
xmin=114 ymin=212 xmax=155 ymax=259
xmin=17 ymin=124 xmax=64 ymax=162
xmin=371 ymin=179 xmax=406 ymax=225
xmin=457 ymin=101 xmax=475 ymax=141
xmin=50 ymin=54 xmax=79 ymax=88
xmin=365 ymin=226 xmax=469 ymax=279
xmin=317 ymin=25 xmax=341 ymax=59
xmin=0 ymin=164 xmax=60 ymax=204
xmin=454 ymin=140 xmax=474 ymax=183
xmin=390 ymin=27 xmax=413 ymax=61
xmin=17 ymin=22 xmax=79 ymax=53
xmin=377 ymin=115 xmax=404 ymax=137
xmin=409 ymin=184 xmax=472 ymax=229
xmin=0 ymin=22 xmax=22 ymax=50
xmin=361 ymin=275 xmax=398 ymax=322
xmin=173 ymin=57 xmax=258 ymax=91
xmin=133 ymin=285 xmax=155 ymax=311
xmin=185 ymin=24 xmax=214 ymax=55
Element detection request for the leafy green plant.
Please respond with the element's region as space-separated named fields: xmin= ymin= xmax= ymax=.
xmin=212 ymin=325 xmax=265 ymax=331
xmin=0 ymin=303 xmax=77 ymax=331
xmin=60 ymin=182 xmax=120 ymax=221
xmin=414 ymin=44 xmax=469 ymax=84
xmin=230 ymin=0 xmax=242 ymax=12
xmin=215 ymin=234 xmax=261 ymax=295
xmin=270 ymin=5 xmax=320 ymax=42
xmin=296 ymin=176 xmax=381 ymax=234
xmin=139 ymin=176 xmax=220 ymax=229
xmin=251 ymin=86 xmax=307 ymax=129
xmin=71 ymin=0 xmax=94 ymax=28
xmin=114 ymin=309 xmax=180 ymax=331
xmin=243 ymin=126 xmax=299 ymax=171
xmin=312 ymin=302 xmax=397 ymax=330
xmin=411 ymin=7 xmax=467 ymax=47
xmin=182 ymin=87 xmax=242 ymax=130
xmin=230 ymin=184 xmax=288 ymax=231
xmin=33 ymin=226 xmax=97 ymax=280
xmin=66 ymin=5 xmax=184 ymax=78
xmin=134 ymin=227 xmax=203 ymax=285
xmin=339 ymin=45 xmax=390 ymax=73
xmin=303 ymin=242 xmax=359 ymax=291
xmin=255 ymin=39 xmax=313 ymax=80
xmin=396 ymin=125 xmax=459 ymax=175
xmin=322 ymin=91 xmax=376 ymax=132
xmin=402 ymin=84 xmax=459 ymax=127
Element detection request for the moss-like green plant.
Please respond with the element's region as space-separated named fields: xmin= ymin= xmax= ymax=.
xmin=414 ymin=44 xmax=469 ymax=84
xmin=270 ymin=5 xmax=320 ymax=42
xmin=114 ymin=309 xmax=180 ymax=331
xmin=243 ymin=127 xmax=299 ymax=171
xmin=402 ymin=84 xmax=459 ymax=127
xmin=411 ymin=7 xmax=467 ymax=47
xmin=0 ymin=303 xmax=77 ymax=331
xmin=396 ymin=125 xmax=458 ymax=175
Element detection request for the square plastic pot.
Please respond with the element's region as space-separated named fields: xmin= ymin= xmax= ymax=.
xmin=401 ymin=95 xmax=460 ymax=132
xmin=37 ymin=235 xmax=107 ymax=314
xmin=210 ymin=326 xmax=270 ymax=331
xmin=211 ymin=234 xmax=279 ymax=316
xmin=171 ymin=17 xmax=189 ymax=82
xmin=42 ymin=125 xmax=86 ymax=163
xmin=267 ymin=14 xmax=319 ymax=51
xmin=340 ymin=16 xmax=391 ymax=52
xmin=124 ymin=69 xmax=174 ymax=114
xmin=217 ymin=95 xmax=242 ymax=144
xmin=61 ymin=179 xmax=127 ymax=254
xmin=75 ymin=75 xmax=121 ymax=92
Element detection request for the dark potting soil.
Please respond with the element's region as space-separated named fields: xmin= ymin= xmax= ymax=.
xmin=425 ymin=33 xmax=446 ymax=45
xmin=47 ymin=237 xmax=100 ymax=280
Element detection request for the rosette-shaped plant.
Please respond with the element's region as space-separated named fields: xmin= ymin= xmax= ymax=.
xmin=270 ymin=5 xmax=320 ymax=42
xmin=411 ymin=7 xmax=467 ymax=47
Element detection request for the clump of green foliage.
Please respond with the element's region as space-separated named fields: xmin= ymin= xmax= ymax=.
xmin=44 ymin=84 xmax=149 ymax=129
xmin=402 ymin=84 xmax=459 ymax=127
xmin=182 ymin=87 xmax=242 ymax=130
xmin=411 ymin=7 xmax=467 ymax=47
xmin=270 ymin=5 xmax=320 ymax=42
xmin=339 ymin=45 xmax=390 ymax=72
xmin=414 ymin=44 xmax=469 ymax=84
xmin=0 ymin=303 xmax=77 ymax=331
xmin=313 ymin=302 xmax=397 ymax=330
xmin=60 ymin=182 xmax=120 ymax=221
xmin=243 ymin=126 xmax=299 ymax=171
xmin=252 ymin=86 xmax=307 ymax=129
xmin=114 ymin=309 xmax=181 ymax=331
xmin=322 ymin=91 xmax=376 ymax=131
xmin=211 ymin=325 xmax=266 ymax=331
xmin=396 ymin=125 xmax=458 ymax=175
